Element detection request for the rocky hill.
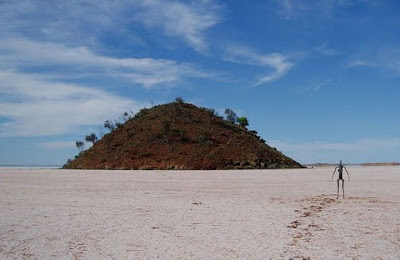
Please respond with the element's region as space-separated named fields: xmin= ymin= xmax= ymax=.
xmin=64 ymin=102 xmax=302 ymax=170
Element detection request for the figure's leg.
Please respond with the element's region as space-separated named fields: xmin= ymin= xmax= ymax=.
xmin=342 ymin=179 xmax=345 ymax=199
xmin=337 ymin=179 xmax=339 ymax=199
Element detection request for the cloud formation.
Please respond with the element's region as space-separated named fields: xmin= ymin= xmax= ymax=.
xmin=345 ymin=60 xmax=377 ymax=69
xmin=0 ymin=38 xmax=212 ymax=88
xmin=0 ymin=0 xmax=222 ymax=53
xmin=225 ymin=47 xmax=295 ymax=85
xmin=346 ymin=49 xmax=400 ymax=74
xmin=0 ymin=70 xmax=142 ymax=137
xmin=274 ymin=0 xmax=378 ymax=19
xmin=136 ymin=0 xmax=222 ymax=53
xmin=0 ymin=0 xmax=221 ymax=139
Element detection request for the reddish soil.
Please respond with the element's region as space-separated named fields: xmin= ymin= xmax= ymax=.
xmin=64 ymin=102 xmax=302 ymax=170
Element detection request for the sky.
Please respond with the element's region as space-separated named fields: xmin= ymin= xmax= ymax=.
xmin=0 ymin=0 xmax=399 ymax=165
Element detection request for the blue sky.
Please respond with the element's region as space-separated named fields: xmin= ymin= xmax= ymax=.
xmin=0 ymin=0 xmax=399 ymax=165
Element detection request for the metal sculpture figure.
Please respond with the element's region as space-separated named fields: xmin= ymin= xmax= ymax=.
xmin=331 ymin=160 xmax=350 ymax=199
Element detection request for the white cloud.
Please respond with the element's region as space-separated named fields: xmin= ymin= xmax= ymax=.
xmin=0 ymin=38 xmax=212 ymax=88
xmin=0 ymin=0 xmax=122 ymax=44
xmin=136 ymin=0 xmax=222 ymax=53
xmin=273 ymin=0 xmax=378 ymax=20
xmin=225 ymin=46 xmax=295 ymax=85
xmin=0 ymin=70 xmax=143 ymax=137
xmin=0 ymin=0 xmax=220 ymax=139
xmin=346 ymin=49 xmax=400 ymax=74
xmin=345 ymin=60 xmax=377 ymax=69
xmin=0 ymin=0 xmax=222 ymax=53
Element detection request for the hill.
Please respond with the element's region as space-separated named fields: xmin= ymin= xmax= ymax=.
xmin=63 ymin=102 xmax=302 ymax=170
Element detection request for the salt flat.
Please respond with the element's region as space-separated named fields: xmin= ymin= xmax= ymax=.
xmin=1 ymin=167 xmax=399 ymax=259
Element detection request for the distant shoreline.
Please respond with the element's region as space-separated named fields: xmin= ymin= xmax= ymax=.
xmin=0 ymin=165 xmax=61 ymax=168
xmin=1 ymin=162 xmax=398 ymax=169
xmin=305 ymin=162 xmax=400 ymax=167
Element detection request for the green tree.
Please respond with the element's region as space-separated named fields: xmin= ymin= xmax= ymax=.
xmin=237 ymin=117 xmax=249 ymax=128
xmin=85 ymin=133 xmax=98 ymax=145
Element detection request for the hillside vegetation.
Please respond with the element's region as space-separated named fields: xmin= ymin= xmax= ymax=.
xmin=64 ymin=101 xmax=302 ymax=170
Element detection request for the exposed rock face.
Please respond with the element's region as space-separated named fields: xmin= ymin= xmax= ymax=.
xmin=64 ymin=102 xmax=303 ymax=170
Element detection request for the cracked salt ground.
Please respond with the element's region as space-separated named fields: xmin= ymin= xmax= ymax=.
xmin=1 ymin=166 xmax=399 ymax=259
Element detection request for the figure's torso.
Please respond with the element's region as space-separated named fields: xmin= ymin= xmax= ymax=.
xmin=338 ymin=166 xmax=343 ymax=179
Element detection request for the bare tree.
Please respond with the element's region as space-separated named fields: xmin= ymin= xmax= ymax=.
xmin=175 ymin=97 xmax=185 ymax=104
xmin=104 ymin=120 xmax=115 ymax=131
xmin=224 ymin=108 xmax=237 ymax=123
xmin=119 ymin=111 xmax=133 ymax=123
xmin=75 ymin=141 xmax=84 ymax=153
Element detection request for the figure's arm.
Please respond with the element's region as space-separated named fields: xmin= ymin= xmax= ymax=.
xmin=331 ymin=167 xmax=338 ymax=181
xmin=344 ymin=166 xmax=350 ymax=181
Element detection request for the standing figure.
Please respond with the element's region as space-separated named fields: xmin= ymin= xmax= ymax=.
xmin=331 ymin=160 xmax=350 ymax=199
